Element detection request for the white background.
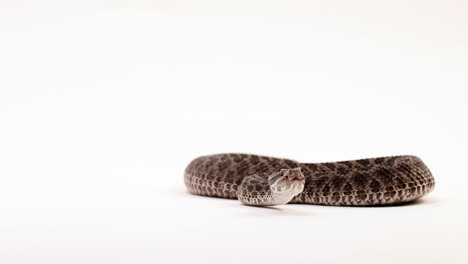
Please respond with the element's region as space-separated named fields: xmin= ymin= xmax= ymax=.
xmin=1 ymin=1 xmax=467 ymax=263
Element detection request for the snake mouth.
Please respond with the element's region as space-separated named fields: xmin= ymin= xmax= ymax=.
xmin=288 ymin=177 xmax=305 ymax=182
xmin=290 ymin=177 xmax=304 ymax=182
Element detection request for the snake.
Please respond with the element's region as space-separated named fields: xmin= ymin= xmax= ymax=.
xmin=184 ymin=153 xmax=435 ymax=206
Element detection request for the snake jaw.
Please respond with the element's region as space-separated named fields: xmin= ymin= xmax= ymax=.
xmin=268 ymin=168 xmax=305 ymax=203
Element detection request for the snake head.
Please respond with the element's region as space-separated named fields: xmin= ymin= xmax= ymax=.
xmin=268 ymin=168 xmax=305 ymax=197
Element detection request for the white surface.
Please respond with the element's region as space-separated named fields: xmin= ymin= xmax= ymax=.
xmin=1 ymin=1 xmax=467 ymax=263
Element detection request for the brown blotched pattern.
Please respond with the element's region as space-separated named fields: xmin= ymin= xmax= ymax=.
xmin=184 ymin=153 xmax=435 ymax=206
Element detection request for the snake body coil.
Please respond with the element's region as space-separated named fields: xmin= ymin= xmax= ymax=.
xmin=184 ymin=154 xmax=435 ymax=206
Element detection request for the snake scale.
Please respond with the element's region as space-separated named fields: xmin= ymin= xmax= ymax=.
xmin=184 ymin=153 xmax=435 ymax=206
